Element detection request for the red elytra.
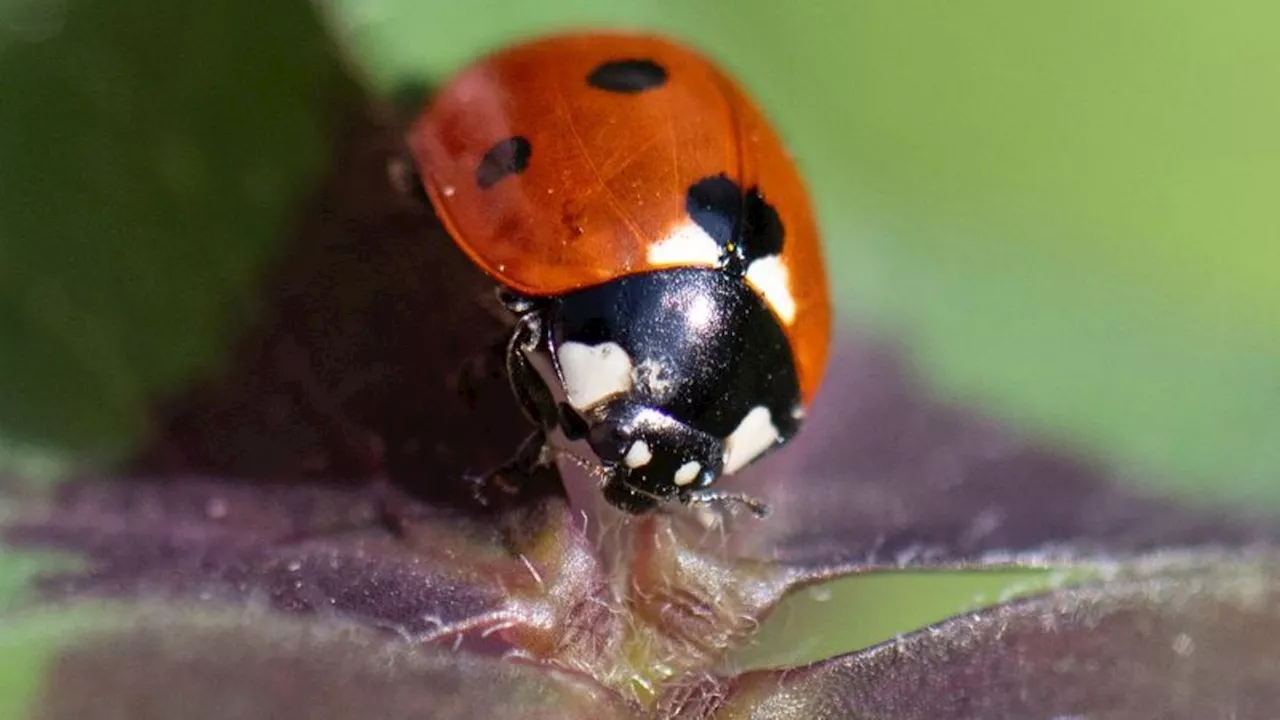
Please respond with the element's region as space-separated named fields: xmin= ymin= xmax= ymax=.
xmin=408 ymin=32 xmax=830 ymax=406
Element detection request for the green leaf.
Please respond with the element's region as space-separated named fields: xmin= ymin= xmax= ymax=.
xmin=730 ymin=569 xmax=1071 ymax=671
xmin=0 ymin=0 xmax=354 ymax=466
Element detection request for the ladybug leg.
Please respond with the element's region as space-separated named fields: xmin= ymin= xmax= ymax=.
xmin=485 ymin=429 xmax=550 ymax=486
xmin=679 ymin=488 xmax=770 ymax=519
xmin=463 ymin=430 xmax=566 ymax=510
xmin=453 ymin=305 xmax=568 ymax=509
xmin=379 ymin=430 xmax=558 ymax=530
xmin=504 ymin=308 xmax=558 ymax=427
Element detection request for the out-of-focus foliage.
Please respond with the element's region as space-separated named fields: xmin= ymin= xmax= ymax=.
xmin=0 ymin=0 xmax=351 ymax=462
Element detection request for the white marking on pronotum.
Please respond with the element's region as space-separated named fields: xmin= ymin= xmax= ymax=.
xmin=673 ymin=461 xmax=702 ymax=486
xmin=624 ymin=441 xmax=653 ymax=468
xmin=557 ymin=341 xmax=634 ymax=410
xmin=745 ymin=255 xmax=797 ymax=324
xmin=646 ymin=221 xmax=722 ymax=266
xmin=722 ymin=406 xmax=780 ymax=474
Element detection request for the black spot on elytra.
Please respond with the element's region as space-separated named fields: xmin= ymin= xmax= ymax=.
xmin=476 ymin=136 xmax=531 ymax=189
xmin=685 ymin=174 xmax=785 ymax=276
xmin=587 ymin=59 xmax=668 ymax=94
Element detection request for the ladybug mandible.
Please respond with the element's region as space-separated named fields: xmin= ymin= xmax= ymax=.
xmin=408 ymin=32 xmax=831 ymax=515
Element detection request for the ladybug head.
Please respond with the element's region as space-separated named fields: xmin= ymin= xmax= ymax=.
xmin=507 ymin=268 xmax=800 ymax=515
xmin=576 ymin=399 xmax=724 ymax=513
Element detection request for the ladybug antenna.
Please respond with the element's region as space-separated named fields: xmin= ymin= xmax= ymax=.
xmin=622 ymin=481 xmax=670 ymax=508
xmin=553 ymin=447 xmax=612 ymax=481
xmin=682 ymin=489 xmax=770 ymax=519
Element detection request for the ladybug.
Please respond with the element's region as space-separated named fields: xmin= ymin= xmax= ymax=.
xmin=407 ymin=32 xmax=830 ymax=515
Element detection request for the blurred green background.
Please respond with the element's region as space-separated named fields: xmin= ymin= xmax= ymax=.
xmin=2 ymin=0 xmax=1279 ymax=670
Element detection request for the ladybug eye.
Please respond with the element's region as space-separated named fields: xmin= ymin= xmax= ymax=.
xmin=586 ymin=421 xmax=630 ymax=463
